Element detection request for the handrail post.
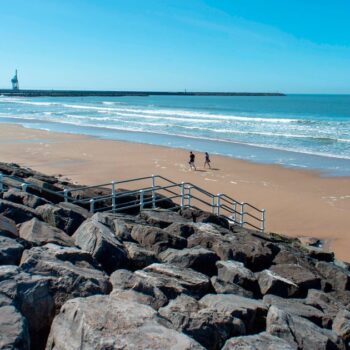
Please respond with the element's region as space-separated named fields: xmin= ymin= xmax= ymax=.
xmin=240 ymin=202 xmax=245 ymax=227
xmin=211 ymin=196 xmax=216 ymax=214
xmin=151 ymin=175 xmax=156 ymax=209
xmin=232 ymin=202 xmax=237 ymax=222
xmin=180 ymin=182 xmax=185 ymax=209
xmin=0 ymin=173 xmax=3 ymax=192
xmin=111 ymin=181 xmax=116 ymax=212
xmin=261 ymin=209 xmax=266 ymax=232
xmin=139 ymin=189 xmax=144 ymax=210
xmin=21 ymin=183 xmax=28 ymax=192
xmin=89 ymin=198 xmax=95 ymax=213
xmin=187 ymin=185 xmax=192 ymax=208
xmin=217 ymin=194 xmax=221 ymax=216
xmin=63 ymin=188 xmax=69 ymax=203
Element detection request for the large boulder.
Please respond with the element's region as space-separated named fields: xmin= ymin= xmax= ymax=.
xmin=20 ymin=244 xmax=110 ymax=311
xmin=124 ymin=241 xmax=158 ymax=270
xmin=263 ymin=294 xmax=331 ymax=328
xmin=143 ymin=263 xmax=211 ymax=299
xmin=57 ymin=202 xmax=92 ymax=220
xmin=199 ymin=294 xmax=267 ymax=333
xmin=36 ymin=204 xmax=86 ymax=235
xmin=270 ymin=264 xmax=321 ymax=296
xmin=159 ymin=294 xmax=245 ymax=350
xmin=131 ymin=224 xmax=187 ymax=254
xmin=306 ymin=289 xmax=343 ymax=323
xmin=257 ymin=269 xmax=299 ymax=297
xmin=159 ymin=247 xmax=219 ymax=276
xmin=45 ymin=295 xmax=205 ymax=350
xmin=267 ymin=306 xmax=345 ymax=350
xmin=19 ymin=218 xmax=74 ymax=247
xmin=0 ymin=214 xmax=18 ymax=238
xmin=216 ymin=260 xmax=259 ymax=295
xmin=0 ymin=265 xmax=55 ymax=349
xmin=3 ymin=188 xmax=51 ymax=208
xmin=333 ymin=310 xmax=350 ymax=345
xmin=164 ymin=222 xmax=196 ymax=238
xmin=110 ymin=269 xmax=168 ymax=310
xmin=0 ymin=235 xmax=24 ymax=265
xmin=222 ymin=332 xmax=297 ymax=350
xmin=73 ymin=218 xmax=128 ymax=274
xmin=140 ymin=209 xmax=190 ymax=228
xmin=0 ymin=200 xmax=38 ymax=224
xmin=316 ymin=261 xmax=350 ymax=291
xmin=0 ymin=305 xmax=30 ymax=350
xmin=210 ymin=276 xmax=254 ymax=298
xmin=179 ymin=208 xmax=230 ymax=229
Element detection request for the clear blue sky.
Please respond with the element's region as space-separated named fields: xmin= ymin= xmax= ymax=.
xmin=1 ymin=0 xmax=349 ymax=93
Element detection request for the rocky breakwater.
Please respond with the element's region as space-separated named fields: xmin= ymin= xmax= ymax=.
xmin=0 ymin=162 xmax=350 ymax=350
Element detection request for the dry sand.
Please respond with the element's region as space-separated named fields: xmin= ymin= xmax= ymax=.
xmin=1 ymin=123 xmax=350 ymax=261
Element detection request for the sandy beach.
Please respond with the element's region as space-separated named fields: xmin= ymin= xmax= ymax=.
xmin=1 ymin=123 xmax=350 ymax=261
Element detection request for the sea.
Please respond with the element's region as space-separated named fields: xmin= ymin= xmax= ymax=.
xmin=0 ymin=94 xmax=350 ymax=176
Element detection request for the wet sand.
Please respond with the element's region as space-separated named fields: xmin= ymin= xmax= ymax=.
xmin=1 ymin=123 xmax=350 ymax=261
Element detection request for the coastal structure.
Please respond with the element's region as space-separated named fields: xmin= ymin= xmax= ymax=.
xmin=11 ymin=70 xmax=19 ymax=90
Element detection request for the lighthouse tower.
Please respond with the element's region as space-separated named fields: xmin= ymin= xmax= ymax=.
xmin=11 ymin=70 xmax=19 ymax=90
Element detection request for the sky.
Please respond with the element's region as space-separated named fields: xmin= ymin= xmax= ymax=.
xmin=0 ymin=0 xmax=349 ymax=93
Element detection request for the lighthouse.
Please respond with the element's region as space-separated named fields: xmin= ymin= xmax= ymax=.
xmin=11 ymin=70 xmax=19 ymax=90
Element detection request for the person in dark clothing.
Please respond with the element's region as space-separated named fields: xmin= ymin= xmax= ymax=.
xmin=204 ymin=152 xmax=211 ymax=169
xmin=189 ymin=151 xmax=196 ymax=170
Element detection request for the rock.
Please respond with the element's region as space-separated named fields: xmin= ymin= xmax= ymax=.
xmin=73 ymin=218 xmax=128 ymax=273
xmin=0 ymin=305 xmax=30 ymax=350
xmin=24 ymin=177 xmax=63 ymax=203
xmin=216 ymin=260 xmax=259 ymax=294
xmin=180 ymin=207 xmax=230 ymax=229
xmin=20 ymin=244 xmax=110 ymax=311
xmin=143 ymin=263 xmax=211 ymax=298
xmin=0 ymin=214 xmax=18 ymax=238
xmin=200 ymin=294 xmax=267 ymax=333
xmin=36 ymin=203 xmax=86 ymax=235
xmin=57 ymin=201 xmax=92 ymax=220
xmin=159 ymin=247 xmax=219 ymax=276
xmin=263 ymin=294 xmax=331 ymax=328
xmin=140 ymin=209 xmax=190 ymax=228
xmin=159 ymin=294 xmax=245 ymax=350
xmin=267 ymin=305 xmax=345 ymax=350
xmin=0 ymin=265 xmax=55 ymax=349
xmin=210 ymin=276 xmax=254 ymax=298
xmin=3 ymin=188 xmax=51 ymax=208
xmin=306 ymin=246 xmax=335 ymax=262
xmin=0 ymin=199 xmax=38 ymax=224
xmin=270 ymin=263 xmax=321 ymax=296
xmin=131 ymin=224 xmax=187 ymax=254
xmin=124 ymin=241 xmax=158 ymax=270
xmin=188 ymin=225 xmax=277 ymax=271
xmin=0 ymin=235 xmax=24 ymax=265
xmin=316 ymin=261 xmax=350 ymax=291
xmin=222 ymin=332 xmax=297 ymax=350
xmin=306 ymin=289 xmax=343 ymax=322
xmin=164 ymin=222 xmax=196 ymax=238
xmin=333 ymin=310 xmax=350 ymax=345
xmin=257 ymin=269 xmax=299 ymax=297
xmin=110 ymin=269 xmax=168 ymax=310
xmin=45 ymin=295 xmax=205 ymax=350
xmin=19 ymin=218 xmax=74 ymax=247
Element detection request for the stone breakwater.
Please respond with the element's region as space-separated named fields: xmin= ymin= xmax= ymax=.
xmin=0 ymin=162 xmax=349 ymax=350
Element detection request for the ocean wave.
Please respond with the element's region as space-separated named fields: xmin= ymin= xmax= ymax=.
xmin=14 ymin=117 xmax=349 ymax=161
xmin=61 ymin=103 xmax=299 ymax=123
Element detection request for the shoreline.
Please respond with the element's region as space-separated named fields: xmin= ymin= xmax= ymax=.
xmin=1 ymin=123 xmax=350 ymax=261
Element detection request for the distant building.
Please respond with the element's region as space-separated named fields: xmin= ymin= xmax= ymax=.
xmin=11 ymin=70 xmax=19 ymax=90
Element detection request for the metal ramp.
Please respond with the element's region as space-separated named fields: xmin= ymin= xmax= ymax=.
xmin=0 ymin=173 xmax=266 ymax=232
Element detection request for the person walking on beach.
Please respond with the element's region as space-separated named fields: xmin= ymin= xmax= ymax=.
xmin=204 ymin=152 xmax=211 ymax=169
xmin=189 ymin=151 xmax=196 ymax=170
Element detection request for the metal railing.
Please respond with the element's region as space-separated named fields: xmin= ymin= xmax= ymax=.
xmin=0 ymin=173 xmax=266 ymax=232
